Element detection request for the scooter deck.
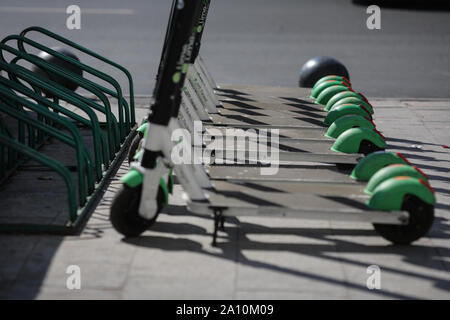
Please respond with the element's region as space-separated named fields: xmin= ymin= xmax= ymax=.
xmin=210 ymin=112 xmax=327 ymax=128
xmin=219 ymin=99 xmax=325 ymax=114
xmin=210 ymin=177 xmax=365 ymax=196
xmin=186 ymin=85 xmax=406 ymax=224
xmin=206 ymin=132 xmax=339 ymax=152
xmin=200 ymin=124 xmax=362 ymax=163
xmin=198 ymin=84 xmax=334 ymax=129
xmin=188 ymin=182 xmax=406 ymax=225
xmin=210 ymin=147 xmax=362 ymax=164
xmin=198 ymin=90 xmax=360 ymax=159
xmin=217 ymin=85 xmax=314 ymax=103
xmin=186 ymin=85 xmax=406 ymax=225
xmin=204 ymin=125 xmax=330 ymax=140
xmin=217 ymin=86 xmax=325 ymax=113
xmin=190 ymin=84 xmax=361 ymax=153
xmin=207 ymin=165 xmax=358 ymax=184
xmin=191 ymin=83 xmax=368 ymax=163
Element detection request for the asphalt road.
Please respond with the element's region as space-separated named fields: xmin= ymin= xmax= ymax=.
xmin=1 ymin=0 xmax=450 ymax=98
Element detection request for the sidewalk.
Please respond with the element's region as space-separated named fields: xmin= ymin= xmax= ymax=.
xmin=0 ymin=88 xmax=449 ymax=299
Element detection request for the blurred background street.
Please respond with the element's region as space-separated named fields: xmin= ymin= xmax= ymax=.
xmin=1 ymin=0 xmax=449 ymax=97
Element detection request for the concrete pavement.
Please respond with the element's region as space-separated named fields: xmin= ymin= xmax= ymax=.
xmin=0 ymin=93 xmax=449 ymax=299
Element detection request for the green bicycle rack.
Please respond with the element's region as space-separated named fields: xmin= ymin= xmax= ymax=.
xmin=0 ymin=26 xmax=137 ymax=234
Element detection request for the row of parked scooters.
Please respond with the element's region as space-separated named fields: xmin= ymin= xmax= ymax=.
xmin=109 ymin=0 xmax=436 ymax=246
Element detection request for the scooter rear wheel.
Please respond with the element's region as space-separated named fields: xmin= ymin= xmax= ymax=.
xmin=359 ymin=139 xmax=385 ymax=155
xmin=373 ymin=195 xmax=434 ymax=245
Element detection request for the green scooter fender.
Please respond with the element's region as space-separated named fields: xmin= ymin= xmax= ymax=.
xmin=311 ymin=80 xmax=350 ymax=99
xmin=121 ymin=168 xmax=143 ymax=188
xmin=328 ymin=97 xmax=374 ymax=114
xmin=325 ymin=114 xmax=375 ymax=138
xmin=367 ymin=176 xmax=435 ymax=210
xmin=121 ymin=168 xmax=170 ymax=206
xmin=365 ymin=164 xmax=428 ymax=195
xmin=137 ymin=121 xmax=149 ymax=135
xmin=132 ymin=122 xmax=149 ymax=161
xmin=323 ymin=104 xmax=372 ymax=126
xmin=326 ymin=91 xmax=370 ymax=111
xmin=350 ymin=151 xmax=411 ymax=181
xmin=315 ymin=85 xmax=351 ymax=106
xmin=331 ymin=127 xmax=386 ymax=154
xmin=313 ymin=75 xmax=351 ymax=89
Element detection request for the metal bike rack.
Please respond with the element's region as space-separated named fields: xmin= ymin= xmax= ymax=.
xmin=0 ymin=27 xmax=137 ymax=233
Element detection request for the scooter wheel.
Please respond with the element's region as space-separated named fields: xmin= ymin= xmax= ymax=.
xmin=128 ymin=132 xmax=143 ymax=164
xmin=110 ymin=184 xmax=164 ymax=237
xmin=358 ymin=139 xmax=385 ymax=155
xmin=373 ymin=195 xmax=434 ymax=245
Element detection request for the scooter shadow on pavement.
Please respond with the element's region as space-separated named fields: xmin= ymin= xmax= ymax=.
xmin=122 ymin=204 xmax=450 ymax=299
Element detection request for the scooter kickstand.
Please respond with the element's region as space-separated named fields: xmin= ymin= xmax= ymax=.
xmin=212 ymin=209 xmax=223 ymax=246
xmin=219 ymin=216 xmax=225 ymax=231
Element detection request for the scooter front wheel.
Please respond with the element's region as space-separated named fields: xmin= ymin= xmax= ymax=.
xmin=110 ymin=183 xmax=164 ymax=237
